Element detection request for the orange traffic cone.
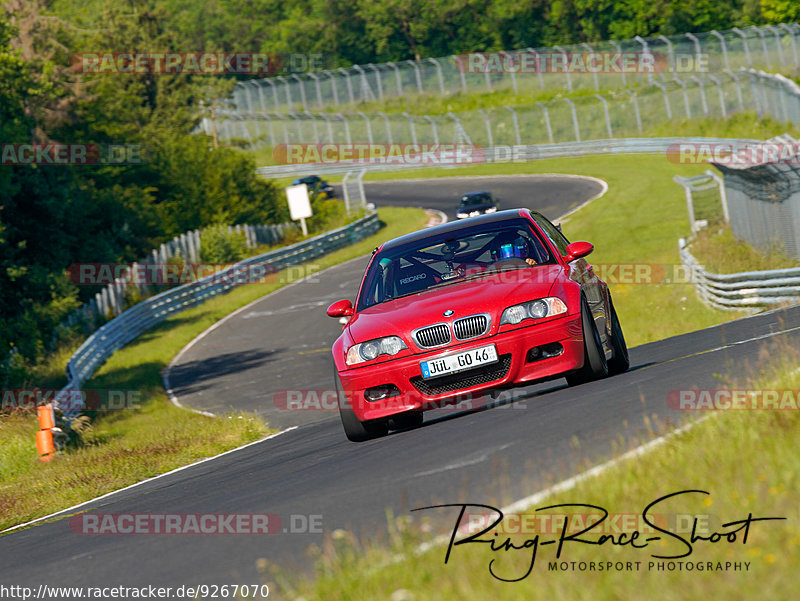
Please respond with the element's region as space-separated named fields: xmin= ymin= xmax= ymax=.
xmin=37 ymin=404 xmax=55 ymax=430
xmin=36 ymin=404 xmax=56 ymax=461
xmin=36 ymin=428 xmax=55 ymax=461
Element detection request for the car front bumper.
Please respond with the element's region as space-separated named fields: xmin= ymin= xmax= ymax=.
xmin=339 ymin=314 xmax=584 ymax=422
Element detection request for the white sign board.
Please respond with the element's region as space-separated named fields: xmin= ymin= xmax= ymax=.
xmin=286 ymin=184 xmax=313 ymax=220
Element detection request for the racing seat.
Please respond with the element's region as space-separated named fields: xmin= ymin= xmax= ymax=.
xmin=395 ymin=264 xmax=434 ymax=296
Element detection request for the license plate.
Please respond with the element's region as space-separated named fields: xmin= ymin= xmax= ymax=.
xmin=420 ymin=344 xmax=498 ymax=379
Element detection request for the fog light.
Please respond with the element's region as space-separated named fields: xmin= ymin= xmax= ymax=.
xmin=364 ymin=384 xmax=401 ymax=402
xmin=526 ymin=343 xmax=563 ymax=363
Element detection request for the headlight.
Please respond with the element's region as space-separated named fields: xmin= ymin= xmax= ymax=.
xmin=485 ymin=207 xmax=497 ymax=213
xmin=457 ymin=212 xmax=468 ymax=218
xmin=500 ymin=297 xmax=567 ymax=325
xmin=346 ymin=336 xmax=408 ymax=365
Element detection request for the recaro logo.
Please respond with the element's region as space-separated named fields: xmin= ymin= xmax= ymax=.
xmin=400 ymin=273 xmax=426 ymax=285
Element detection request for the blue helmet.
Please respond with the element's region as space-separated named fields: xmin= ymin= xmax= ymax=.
xmin=491 ymin=231 xmax=529 ymax=261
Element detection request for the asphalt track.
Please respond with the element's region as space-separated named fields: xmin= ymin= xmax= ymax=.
xmin=3 ymin=174 xmax=799 ymax=597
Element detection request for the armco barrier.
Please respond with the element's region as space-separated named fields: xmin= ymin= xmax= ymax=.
xmin=679 ymin=237 xmax=800 ymax=310
xmin=53 ymin=210 xmax=380 ymax=414
xmin=255 ymin=136 xmax=761 ymax=179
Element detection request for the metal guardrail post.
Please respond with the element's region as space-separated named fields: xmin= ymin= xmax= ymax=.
xmin=709 ymin=30 xmax=730 ymax=71
xmin=450 ymin=55 xmax=468 ymax=94
xmin=402 ymin=112 xmax=418 ymax=145
xmin=563 ymin=98 xmax=580 ymax=142
xmin=724 ymin=69 xmax=745 ymax=111
xmin=674 ymin=77 xmax=692 ymax=117
xmin=594 ymin=94 xmax=613 ymax=137
xmin=357 ymin=111 xmax=374 ymax=145
xmin=732 ymin=28 xmax=752 ymax=67
xmin=478 ymin=109 xmax=493 ymax=147
xmin=338 ymin=68 xmax=355 ymax=103
xmin=526 ymin=48 xmax=545 ymax=89
xmin=427 ymin=58 xmax=446 ymax=95
xmin=653 ymin=82 xmax=673 ymax=120
xmin=367 ymin=64 xmax=384 ymax=101
xmin=406 ymin=60 xmax=423 ymax=93
xmin=708 ymin=75 xmax=727 ymax=118
xmin=536 ymin=102 xmax=554 ymax=142
xmin=504 ymin=106 xmax=521 ymax=146
xmin=634 ymin=36 xmax=653 ymax=84
xmin=377 ymin=112 xmax=392 ymax=144
xmin=553 ymin=45 xmax=572 ymax=91
xmin=386 ymin=62 xmax=403 ymax=95
xmin=779 ymin=23 xmax=799 ymax=66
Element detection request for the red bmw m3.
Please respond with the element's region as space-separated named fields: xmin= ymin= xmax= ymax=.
xmin=326 ymin=208 xmax=628 ymax=441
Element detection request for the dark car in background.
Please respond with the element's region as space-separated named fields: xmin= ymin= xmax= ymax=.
xmin=291 ymin=175 xmax=335 ymax=199
xmin=457 ymin=191 xmax=498 ymax=218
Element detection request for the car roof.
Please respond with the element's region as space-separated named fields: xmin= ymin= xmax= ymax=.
xmin=460 ymin=190 xmax=491 ymax=198
xmin=379 ymin=208 xmax=535 ymax=252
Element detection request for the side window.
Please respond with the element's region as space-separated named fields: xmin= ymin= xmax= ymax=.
xmin=532 ymin=214 xmax=570 ymax=256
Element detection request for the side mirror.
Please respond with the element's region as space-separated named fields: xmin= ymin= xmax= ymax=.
xmin=565 ymin=241 xmax=594 ymax=262
xmin=327 ymin=299 xmax=354 ymax=318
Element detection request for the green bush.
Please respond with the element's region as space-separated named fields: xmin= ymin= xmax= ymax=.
xmin=199 ymin=226 xmax=249 ymax=264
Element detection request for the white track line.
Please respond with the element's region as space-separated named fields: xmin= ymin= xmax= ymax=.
xmin=163 ymin=254 xmax=370 ymax=417
xmin=1 ymin=427 xmax=298 ymax=535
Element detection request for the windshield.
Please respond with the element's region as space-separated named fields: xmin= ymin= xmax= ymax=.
xmin=460 ymin=194 xmax=491 ymax=206
xmin=357 ymin=220 xmax=553 ymax=311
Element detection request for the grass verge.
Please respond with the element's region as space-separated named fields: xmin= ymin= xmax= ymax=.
xmin=276 ymin=345 xmax=800 ymax=600
xmin=0 ymin=207 xmax=429 ymax=531
xmin=689 ymin=223 xmax=800 ymax=274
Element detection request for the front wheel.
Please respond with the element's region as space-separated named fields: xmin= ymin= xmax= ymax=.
xmin=566 ymin=297 xmax=609 ymax=386
xmin=607 ymin=296 xmax=629 ymax=375
xmin=334 ymin=371 xmax=388 ymax=442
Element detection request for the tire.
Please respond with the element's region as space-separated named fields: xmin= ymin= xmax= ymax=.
xmin=334 ymin=370 xmax=388 ymax=442
xmin=388 ymin=410 xmax=423 ymax=431
xmin=606 ymin=297 xmax=630 ymax=375
xmin=566 ymin=297 xmax=609 ymax=386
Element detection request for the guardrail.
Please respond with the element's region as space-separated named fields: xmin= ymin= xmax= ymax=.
xmin=678 ymin=238 xmax=800 ymax=310
xmin=255 ymin=137 xmax=760 ymax=179
xmin=54 ymin=210 xmax=381 ymax=414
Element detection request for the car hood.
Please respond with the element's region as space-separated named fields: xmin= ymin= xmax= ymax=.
xmin=347 ymin=265 xmax=564 ymax=344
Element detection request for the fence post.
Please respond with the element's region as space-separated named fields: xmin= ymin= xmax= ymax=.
xmin=323 ymin=70 xmax=339 ymax=105
xmin=674 ymin=77 xmax=692 ymax=117
xmin=610 ymin=41 xmax=628 ymax=86
xmin=427 ymin=58 xmax=446 ymax=95
xmin=357 ymin=111 xmax=374 ymax=145
xmin=423 ymin=115 xmax=439 ymax=145
xmin=753 ymin=26 xmax=771 ymax=69
xmin=402 ymin=112 xmax=418 ymax=145
xmin=653 ymin=82 xmax=673 ymax=119
xmin=451 ymin=55 xmax=468 ymax=94
xmin=594 ymin=94 xmax=613 ymax=137
xmin=708 ymin=75 xmax=727 ymax=118
xmin=406 ymin=60 xmax=423 ymax=93
xmin=553 ymin=45 xmax=572 ymax=91
xmin=504 ymin=106 xmax=521 ymax=145
xmin=705 ymin=169 xmax=730 ymax=223
xmin=338 ymin=68 xmax=355 ymax=103
xmin=536 ymin=102 xmax=554 ymax=142
xmin=634 ymin=36 xmax=653 ymax=84
xmin=526 ymin=48 xmax=545 ymax=89
xmin=479 ymin=109 xmax=493 ymax=147
xmin=724 ymin=70 xmax=745 ymax=111
xmin=563 ymin=98 xmax=580 ymax=142
xmin=386 ymin=62 xmax=403 ymax=95
xmin=779 ymin=23 xmax=799 ymax=66
xmin=499 ymin=51 xmax=518 ymax=93
xmin=709 ymin=30 xmax=730 ymax=71
xmin=582 ymin=43 xmax=599 ymax=89
xmin=377 ymin=112 xmax=392 ymax=144
xmin=732 ymin=28 xmax=752 ymax=67
xmin=335 ymin=113 xmax=352 ymax=144
xmin=368 ymin=64 xmax=384 ymax=101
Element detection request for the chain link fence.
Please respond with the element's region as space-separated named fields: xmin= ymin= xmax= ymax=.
xmin=229 ymin=23 xmax=800 ymax=113
xmin=212 ymin=70 xmax=798 ymax=155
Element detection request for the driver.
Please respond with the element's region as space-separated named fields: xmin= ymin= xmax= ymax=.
xmin=490 ymin=230 xmax=538 ymax=266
